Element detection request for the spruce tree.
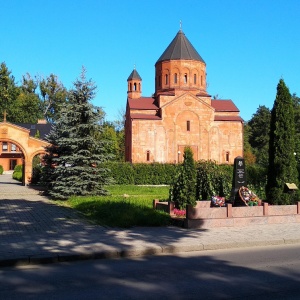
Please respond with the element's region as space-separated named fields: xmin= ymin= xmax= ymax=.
xmin=266 ymin=79 xmax=298 ymax=204
xmin=169 ymin=146 xmax=197 ymax=209
xmin=43 ymin=69 xmax=113 ymax=199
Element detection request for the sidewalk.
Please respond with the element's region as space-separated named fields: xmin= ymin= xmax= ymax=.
xmin=1 ymin=174 xmax=300 ymax=267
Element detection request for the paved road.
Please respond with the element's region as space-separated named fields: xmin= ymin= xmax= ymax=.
xmin=1 ymin=174 xmax=300 ymax=267
xmin=2 ymin=244 xmax=300 ymax=299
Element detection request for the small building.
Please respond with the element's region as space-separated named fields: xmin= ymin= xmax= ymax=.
xmin=0 ymin=117 xmax=51 ymax=184
xmin=125 ymin=29 xmax=243 ymax=164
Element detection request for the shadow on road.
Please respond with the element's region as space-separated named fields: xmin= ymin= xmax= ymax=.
xmin=1 ymin=247 xmax=300 ymax=299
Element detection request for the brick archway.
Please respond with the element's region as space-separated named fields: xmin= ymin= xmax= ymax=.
xmin=0 ymin=122 xmax=49 ymax=185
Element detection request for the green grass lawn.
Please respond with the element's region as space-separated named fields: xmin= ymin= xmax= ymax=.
xmin=64 ymin=185 xmax=171 ymax=228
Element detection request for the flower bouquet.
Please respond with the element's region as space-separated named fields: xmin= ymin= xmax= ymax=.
xmin=173 ymin=208 xmax=186 ymax=218
xmin=239 ymin=186 xmax=260 ymax=206
xmin=211 ymin=196 xmax=226 ymax=207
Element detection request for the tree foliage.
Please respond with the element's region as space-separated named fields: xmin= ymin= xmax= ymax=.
xmin=0 ymin=65 xmax=68 ymax=124
xmin=266 ymin=79 xmax=299 ymax=204
xmin=169 ymin=147 xmax=197 ymax=209
xmin=39 ymin=74 xmax=67 ymax=123
xmin=42 ymin=69 xmax=113 ymax=199
xmin=0 ymin=62 xmax=20 ymax=121
xmin=247 ymin=105 xmax=271 ymax=167
xmin=11 ymin=74 xmax=43 ymax=123
xmin=243 ymin=123 xmax=256 ymax=165
xmin=196 ymin=160 xmax=232 ymax=200
xmin=292 ymin=93 xmax=300 ymax=164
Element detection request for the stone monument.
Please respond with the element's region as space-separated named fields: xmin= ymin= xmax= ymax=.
xmin=230 ymin=156 xmax=247 ymax=206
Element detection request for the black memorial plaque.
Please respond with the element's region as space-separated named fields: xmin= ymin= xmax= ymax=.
xmin=230 ymin=156 xmax=247 ymax=206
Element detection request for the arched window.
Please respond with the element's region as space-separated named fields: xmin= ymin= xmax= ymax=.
xmin=187 ymin=120 xmax=190 ymax=131
xmin=194 ymin=74 xmax=197 ymax=84
xmin=134 ymin=83 xmax=137 ymax=91
xmin=174 ymin=73 xmax=178 ymax=84
xmin=129 ymin=83 xmax=132 ymax=91
xmin=146 ymin=150 xmax=150 ymax=162
xmin=184 ymin=73 xmax=188 ymax=84
xmin=165 ymin=74 xmax=168 ymax=85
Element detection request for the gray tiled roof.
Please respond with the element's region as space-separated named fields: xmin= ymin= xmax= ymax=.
xmin=127 ymin=69 xmax=142 ymax=81
xmin=156 ymin=30 xmax=205 ymax=64
xmin=15 ymin=123 xmax=52 ymax=140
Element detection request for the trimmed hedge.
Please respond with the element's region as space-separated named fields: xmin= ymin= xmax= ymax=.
xmin=29 ymin=161 xmax=268 ymax=200
xmin=105 ymin=161 xmax=267 ymax=199
xmin=104 ymin=162 xmax=179 ymax=185
xmin=0 ymin=165 xmax=3 ymax=175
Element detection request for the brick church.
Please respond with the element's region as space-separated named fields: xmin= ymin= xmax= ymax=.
xmin=125 ymin=29 xmax=243 ymax=164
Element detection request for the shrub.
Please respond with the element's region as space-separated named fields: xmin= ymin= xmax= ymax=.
xmin=246 ymin=164 xmax=267 ymax=200
xmin=0 ymin=165 xmax=3 ymax=175
xmin=13 ymin=164 xmax=23 ymax=182
xmin=31 ymin=165 xmax=43 ymax=184
xmin=196 ymin=160 xmax=232 ymax=200
xmin=98 ymin=161 xmax=269 ymax=203
xmin=103 ymin=162 xmax=134 ymax=184
xmin=133 ymin=163 xmax=178 ymax=185
xmin=104 ymin=162 xmax=179 ymax=185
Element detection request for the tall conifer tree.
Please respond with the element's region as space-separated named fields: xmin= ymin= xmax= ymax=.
xmin=169 ymin=146 xmax=196 ymax=209
xmin=43 ymin=69 xmax=113 ymax=199
xmin=266 ymin=79 xmax=298 ymax=204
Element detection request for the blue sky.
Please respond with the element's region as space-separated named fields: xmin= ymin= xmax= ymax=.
xmin=1 ymin=0 xmax=300 ymax=122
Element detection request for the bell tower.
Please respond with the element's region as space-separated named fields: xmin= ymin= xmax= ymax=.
xmin=127 ymin=68 xmax=142 ymax=99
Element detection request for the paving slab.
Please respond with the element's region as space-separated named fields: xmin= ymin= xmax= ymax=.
xmin=1 ymin=174 xmax=300 ymax=267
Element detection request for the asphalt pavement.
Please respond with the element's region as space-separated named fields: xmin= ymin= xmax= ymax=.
xmin=1 ymin=174 xmax=300 ymax=267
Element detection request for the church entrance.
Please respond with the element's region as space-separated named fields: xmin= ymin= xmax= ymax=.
xmin=0 ymin=141 xmax=26 ymax=185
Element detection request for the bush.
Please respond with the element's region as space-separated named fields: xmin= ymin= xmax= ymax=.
xmin=105 ymin=162 xmax=179 ymax=185
xmin=31 ymin=165 xmax=42 ymax=184
xmin=0 ymin=165 xmax=3 ymax=175
xmin=133 ymin=163 xmax=178 ymax=185
xmin=105 ymin=161 xmax=267 ymax=202
xmin=104 ymin=162 xmax=134 ymax=184
xmin=246 ymin=164 xmax=267 ymax=200
xmin=13 ymin=164 xmax=23 ymax=182
xmin=196 ymin=160 xmax=232 ymax=200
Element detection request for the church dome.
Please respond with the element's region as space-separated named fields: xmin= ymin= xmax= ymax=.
xmin=156 ymin=30 xmax=205 ymax=64
xmin=155 ymin=30 xmax=207 ymax=95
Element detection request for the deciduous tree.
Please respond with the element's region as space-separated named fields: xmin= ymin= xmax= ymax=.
xmin=39 ymin=74 xmax=67 ymax=123
xmin=0 ymin=62 xmax=20 ymax=120
xmin=11 ymin=74 xmax=43 ymax=123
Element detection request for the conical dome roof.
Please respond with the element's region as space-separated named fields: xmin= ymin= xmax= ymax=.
xmin=127 ymin=69 xmax=142 ymax=81
xmin=156 ymin=30 xmax=205 ymax=64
